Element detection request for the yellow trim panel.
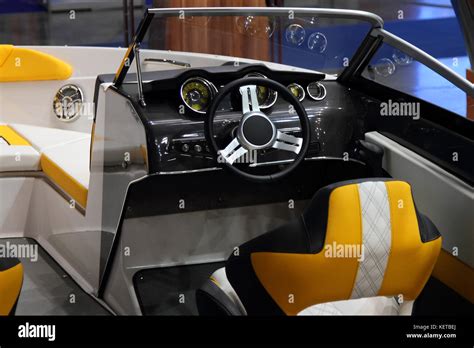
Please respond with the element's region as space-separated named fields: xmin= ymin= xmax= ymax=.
xmin=40 ymin=154 xmax=88 ymax=208
xmin=433 ymin=249 xmax=474 ymax=303
xmin=0 ymin=45 xmax=72 ymax=82
xmin=0 ymin=125 xmax=31 ymax=146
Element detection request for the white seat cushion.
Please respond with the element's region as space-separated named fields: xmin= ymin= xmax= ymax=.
xmin=298 ymin=297 xmax=401 ymax=315
xmin=0 ymin=144 xmax=40 ymax=171
xmin=10 ymin=123 xmax=89 ymax=152
xmin=0 ymin=125 xmax=40 ymax=172
xmin=41 ymin=137 xmax=91 ymax=189
xmin=7 ymin=123 xmax=91 ymax=207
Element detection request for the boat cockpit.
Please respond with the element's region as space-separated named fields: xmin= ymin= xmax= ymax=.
xmin=1 ymin=7 xmax=473 ymax=318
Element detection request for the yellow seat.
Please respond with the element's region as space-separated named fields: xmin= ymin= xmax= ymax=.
xmin=0 ymin=45 xmax=72 ymax=82
xmin=0 ymin=258 xmax=23 ymax=316
xmin=197 ymin=179 xmax=442 ymax=316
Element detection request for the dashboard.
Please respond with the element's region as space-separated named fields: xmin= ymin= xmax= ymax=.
xmin=106 ymin=63 xmax=370 ymax=173
xmin=179 ymin=71 xmax=326 ymax=115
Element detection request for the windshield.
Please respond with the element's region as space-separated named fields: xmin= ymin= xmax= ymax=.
xmin=146 ymin=15 xmax=371 ymax=74
xmin=115 ymin=8 xmax=381 ymax=83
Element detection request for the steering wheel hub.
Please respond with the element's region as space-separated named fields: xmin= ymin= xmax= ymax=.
xmin=238 ymin=112 xmax=276 ymax=150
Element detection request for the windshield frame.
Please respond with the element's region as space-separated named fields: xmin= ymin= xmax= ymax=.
xmin=113 ymin=6 xmax=473 ymax=99
xmin=113 ymin=7 xmax=384 ymax=86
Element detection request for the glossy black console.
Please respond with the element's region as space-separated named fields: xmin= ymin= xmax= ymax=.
xmin=97 ymin=64 xmax=373 ymax=174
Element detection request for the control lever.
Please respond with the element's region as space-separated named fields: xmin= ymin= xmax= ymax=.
xmin=356 ymin=139 xmax=384 ymax=177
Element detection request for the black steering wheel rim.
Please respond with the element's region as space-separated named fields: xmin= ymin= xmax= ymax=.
xmin=205 ymin=76 xmax=311 ymax=183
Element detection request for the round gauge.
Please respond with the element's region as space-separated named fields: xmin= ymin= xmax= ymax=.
xmin=244 ymin=72 xmax=278 ymax=109
xmin=287 ymin=83 xmax=305 ymax=102
xmin=180 ymin=77 xmax=217 ymax=114
xmin=307 ymin=82 xmax=326 ymax=101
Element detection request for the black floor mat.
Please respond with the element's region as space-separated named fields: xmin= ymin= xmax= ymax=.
xmin=134 ymin=261 xmax=225 ymax=315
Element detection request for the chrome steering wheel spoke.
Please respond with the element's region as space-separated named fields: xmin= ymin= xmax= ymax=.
xmin=218 ymin=137 xmax=249 ymax=165
xmin=240 ymin=85 xmax=260 ymax=114
xmin=272 ymin=130 xmax=303 ymax=154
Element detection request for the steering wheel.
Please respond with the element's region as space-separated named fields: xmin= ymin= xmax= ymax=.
xmin=205 ymin=77 xmax=311 ymax=182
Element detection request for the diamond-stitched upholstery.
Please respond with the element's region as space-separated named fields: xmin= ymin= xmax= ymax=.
xmin=351 ymin=181 xmax=392 ymax=298
xmin=197 ymin=179 xmax=442 ymax=316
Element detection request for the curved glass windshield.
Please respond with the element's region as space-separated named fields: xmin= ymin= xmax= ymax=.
xmin=117 ymin=8 xmax=379 ymax=81
xmin=363 ymin=42 xmax=473 ymax=119
xmin=145 ymin=14 xmax=371 ymax=74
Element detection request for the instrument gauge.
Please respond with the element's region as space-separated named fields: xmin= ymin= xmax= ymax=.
xmin=287 ymin=83 xmax=305 ymax=102
xmin=307 ymin=82 xmax=327 ymax=101
xmin=244 ymin=72 xmax=278 ymax=109
xmin=180 ymin=77 xmax=218 ymax=114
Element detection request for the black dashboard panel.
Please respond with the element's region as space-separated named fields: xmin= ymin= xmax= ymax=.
xmin=103 ymin=64 xmax=371 ymax=174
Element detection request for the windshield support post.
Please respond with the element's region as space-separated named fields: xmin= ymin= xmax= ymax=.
xmin=134 ymin=43 xmax=146 ymax=107
xmin=338 ymin=32 xmax=383 ymax=83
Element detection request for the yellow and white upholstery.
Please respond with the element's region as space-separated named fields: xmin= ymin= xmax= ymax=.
xmin=0 ymin=46 xmax=89 ymax=207
xmin=0 ymin=124 xmax=91 ymax=208
xmin=196 ymin=179 xmax=442 ymax=316
xmin=0 ymin=125 xmax=40 ymax=171
xmin=10 ymin=124 xmax=91 ymax=208
xmin=0 ymin=258 xmax=23 ymax=316
xmin=298 ymin=296 xmax=403 ymax=315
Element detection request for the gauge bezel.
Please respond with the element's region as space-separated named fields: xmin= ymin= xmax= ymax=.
xmin=287 ymin=83 xmax=305 ymax=102
xmin=180 ymin=77 xmax=218 ymax=114
xmin=243 ymin=72 xmax=278 ymax=109
xmin=306 ymin=81 xmax=327 ymax=101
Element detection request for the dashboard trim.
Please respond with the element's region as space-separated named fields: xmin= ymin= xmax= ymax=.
xmin=153 ymin=157 xmax=366 ymax=175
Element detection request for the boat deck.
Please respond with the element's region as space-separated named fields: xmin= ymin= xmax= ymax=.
xmin=1 ymin=238 xmax=110 ymax=315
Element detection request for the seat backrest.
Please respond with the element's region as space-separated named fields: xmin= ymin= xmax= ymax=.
xmin=225 ymin=178 xmax=442 ymax=315
xmin=0 ymin=45 xmax=72 ymax=82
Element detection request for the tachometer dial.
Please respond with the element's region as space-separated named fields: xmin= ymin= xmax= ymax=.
xmin=180 ymin=77 xmax=217 ymax=114
xmin=244 ymin=73 xmax=278 ymax=109
xmin=287 ymin=83 xmax=305 ymax=102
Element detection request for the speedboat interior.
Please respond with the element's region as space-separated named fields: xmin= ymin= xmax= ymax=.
xmin=0 ymin=6 xmax=473 ymax=318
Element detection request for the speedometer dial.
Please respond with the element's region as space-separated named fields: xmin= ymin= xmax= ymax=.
xmin=244 ymin=73 xmax=278 ymax=109
xmin=287 ymin=83 xmax=305 ymax=102
xmin=180 ymin=77 xmax=217 ymax=114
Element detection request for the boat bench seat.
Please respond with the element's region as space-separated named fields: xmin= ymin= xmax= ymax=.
xmin=0 ymin=125 xmax=41 ymax=171
xmin=0 ymin=124 xmax=90 ymax=208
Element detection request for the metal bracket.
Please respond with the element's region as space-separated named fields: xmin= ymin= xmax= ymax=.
xmin=134 ymin=43 xmax=146 ymax=107
xmin=144 ymin=58 xmax=191 ymax=68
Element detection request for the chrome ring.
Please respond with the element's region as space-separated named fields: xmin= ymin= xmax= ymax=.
xmin=244 ymin=72 xmax=278 ymax=109
xmin=306 ymin=81 xmax=327 ymax=101
xmin=180 ymin=77 xmax=218 ymax=114
xmin=287 ymin=83 xmax=305 ymax=102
